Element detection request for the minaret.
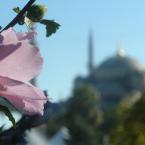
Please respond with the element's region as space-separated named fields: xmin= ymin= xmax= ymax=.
xmin=88 ymin=31 xmax=94 ymax=74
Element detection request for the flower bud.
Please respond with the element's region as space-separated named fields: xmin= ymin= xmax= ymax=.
xmin=27 ymin=4 xmax=47 ymax=22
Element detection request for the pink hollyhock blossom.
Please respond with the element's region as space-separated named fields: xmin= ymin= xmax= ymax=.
xmin=0 ymin=28 xmax=47 ymax=115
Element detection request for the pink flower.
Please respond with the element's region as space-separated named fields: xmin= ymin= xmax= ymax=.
xmin=0 ymin=28 xmax=47 ymax=115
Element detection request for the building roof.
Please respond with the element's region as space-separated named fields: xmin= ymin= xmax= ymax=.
xmin=98 ymin=55 xmax=144 ymax=73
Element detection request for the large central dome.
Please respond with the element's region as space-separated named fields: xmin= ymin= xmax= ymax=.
xmin=98 ymin=55 xmax=144 ymax=72
xmin=90 ymin=52 xmax=145 ymax=110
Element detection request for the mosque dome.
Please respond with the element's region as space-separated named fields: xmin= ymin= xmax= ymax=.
xmin=98 ymin=55 xmax=144 ymax=72
xmin=98 ymin=48 xmax=144 ymax=73
xmin=91 ymin=50 xmax=145 ymax=109
xmin=95 ymin=49 xmax=145 ymax=81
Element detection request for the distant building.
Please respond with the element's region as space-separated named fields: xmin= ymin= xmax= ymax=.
xmin=74 ymin=32 xmax=145 ymax=111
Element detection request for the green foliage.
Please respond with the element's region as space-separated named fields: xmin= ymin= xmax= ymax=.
xmin=0 ymin=105 xmax=15 ymax=128
xmin=26 ymin=4 xmax=47 ymax=22
xmin=0 ymin=126 xmax=4 ymax=133
xmin=13 ymin=4 xmax=60 ymax=37
xmin=13 ymin=7 xmax=21 ymax=14
xmin=46 ymin=85 xmax=102 ymax=145
xmin=46 ymin=116 xmax=65 ymax=137
xmin=13 ymin=7 xmax=25 ymax=25
xmin=110 ymin=93 xmax=145 ymax=145
xmin=65 ymin=86 xmax=101 ymax=145
xmin=100 ymin=108 xmax=118 ymax=134
xmin=40 ymin=19 xmax=60 ymax=37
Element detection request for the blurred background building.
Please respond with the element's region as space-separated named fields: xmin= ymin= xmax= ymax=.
xmin=74 ymin=32 xmax=145 ymax=111
xmin=73 ymin=32 xmax=145 ymax=141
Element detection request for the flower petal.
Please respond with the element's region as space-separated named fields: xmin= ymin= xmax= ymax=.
xmin=0 ymin=29 xmax=43 ymax=81
xmin=1 ymin=28 xmax=18 ymax=44
xmin=0 ymin=76 xmax=47 ymax=115
xmin=0 ymin=43 xmax=21 ymax=61
xmin=17 ymin=31 xmax=37 ymax=41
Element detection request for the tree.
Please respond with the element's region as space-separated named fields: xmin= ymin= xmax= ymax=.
xmin=110 ymin=93 xmax=145 ymax=145
xmin=46 ymin=85 xmax=102 ymax=145
xmin=65 ymin=86 xmax=102 ymax=145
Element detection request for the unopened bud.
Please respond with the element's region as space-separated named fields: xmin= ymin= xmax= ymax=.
xmin=27 ymin=4 xmax=47 ymax=22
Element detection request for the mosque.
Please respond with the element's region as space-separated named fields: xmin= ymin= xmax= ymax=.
xmin=74 ymin=33 xmax=145 ymax=111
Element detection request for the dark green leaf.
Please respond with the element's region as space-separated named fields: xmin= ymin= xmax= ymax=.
xmin=40 ymin=19 xmax=60 ymax=37
xmin=13 ymin=7 xmax=25 ymax=25
xmin=0 ymin=105 xmax=16 ymax=128
xmin=13 ymin=7 xmax=21 ymax=14
xmin=0 ymin=125 xmax=4 ymax=133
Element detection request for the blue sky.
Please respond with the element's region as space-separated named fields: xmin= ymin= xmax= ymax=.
xmin=1 ymin=0 xmax=145 ymax=102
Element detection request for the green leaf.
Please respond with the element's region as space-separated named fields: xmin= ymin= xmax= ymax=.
xmin=40 ymin=19 xmax=60 ymax=37
xmin=13 ymin=7 xmax=25 ymax=25
xmin=0 ymin=125 xmax=4 ymax=133
xmin=13 ymin=7 xmax=21 ymax=14
xmin=0 ymin=105 xmax=16 ymax=128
